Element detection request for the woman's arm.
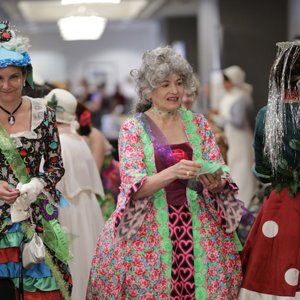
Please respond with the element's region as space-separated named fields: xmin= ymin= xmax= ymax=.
xmin=119 ymin=117 xmax=201 ymax=201
xmin=90 ymin=127 xmax=106 ymax=171
xmin=197 ymin=114 xmax=233 ymax=192
xmin=132 ymin=159 xmax=201 ymax=200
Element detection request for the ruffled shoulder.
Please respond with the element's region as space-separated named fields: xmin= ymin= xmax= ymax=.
xmin=30 ymin=96 xmax=48 ymax=129
xmin=191 ymin=110 xmax=209 ymax=127
xmin=120 ymin=114 xmax=144 ymax=133
xmin=11 ymin=96 xmax=47 ymax=140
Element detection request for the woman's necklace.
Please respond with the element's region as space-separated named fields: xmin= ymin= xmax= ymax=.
xmin=150 ymin=106 xmax=178 ymax=118
xmin=0 ymin=99 xmax=23 ymax=125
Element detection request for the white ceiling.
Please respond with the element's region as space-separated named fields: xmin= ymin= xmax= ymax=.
xmin=0 ymin=0 xmax=198 ymax=26
xmin=0 ymin=0 xmax=199 ymax=41
xmin=18 ymin=0 xmax=149 ymax=22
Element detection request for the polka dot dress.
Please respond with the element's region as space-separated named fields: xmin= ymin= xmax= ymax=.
xmin=240 ymin=187 xmax=300 ymax=298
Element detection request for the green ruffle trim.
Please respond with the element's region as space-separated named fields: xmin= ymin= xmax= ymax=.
xmin=140 ymin=107 xmax=207 ymax=299
xmin=12 ymin=275 xmax=59 ymax=292
xmin=234 ymin=231 xmax=243 ymax=252
xmin=0 ymin=231 xmax=23 ymax=248
xmin=141 ymin=127 xmax=172 ymax=289
xmin=0 ymin=123 xmax=31 ymax=184
xmin=182 ymin=108 xmax=207 ymax=299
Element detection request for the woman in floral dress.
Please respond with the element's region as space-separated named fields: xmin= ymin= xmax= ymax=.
xmin=0 ymin=21 xmax=72 ymax=299
xmin=87 ymin=46 xmax=243 ymax=299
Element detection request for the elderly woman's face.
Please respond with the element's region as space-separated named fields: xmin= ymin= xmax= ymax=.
xmin=149 ymin=73 xmax=184 ymax=111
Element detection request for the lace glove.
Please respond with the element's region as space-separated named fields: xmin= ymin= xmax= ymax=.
xmin=11 ymin=178 xmax=45 ymax=223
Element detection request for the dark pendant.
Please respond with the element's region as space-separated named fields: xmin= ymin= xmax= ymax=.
xmin=8 ymin=115 xmax=15 ymax=125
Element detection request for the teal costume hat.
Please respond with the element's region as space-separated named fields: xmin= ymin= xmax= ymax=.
xmin=0 ymin=20 xmax=34 ymax=88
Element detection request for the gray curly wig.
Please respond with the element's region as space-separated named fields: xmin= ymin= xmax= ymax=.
xmin=130 ymin=46 xmax=198 ymax=113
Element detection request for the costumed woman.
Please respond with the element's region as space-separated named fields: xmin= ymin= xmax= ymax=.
xmin=44 ymin=89 xmax=105 ymax=300
xmin=239 ymin=41 xmax=300 ymax=299
xmin=87 ymin=46 xmax=243 ymax=299
xmin=0 ymin=21 xmax=72 ymax=299
xmin=76 ymin=101 xmax=120 ymax=221
xmin=209 ymin=65 xmax=257 ymax=208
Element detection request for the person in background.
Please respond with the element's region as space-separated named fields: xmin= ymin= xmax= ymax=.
xmin=181 ymin=73 xmax=200 ymax=111
xmin=239 ymin=41 xmax=300 ymax=299
xmin=0 ymin=21 xmax=72 ymax=299
xmin=181 ymin=89 xmax=196 ymax=111
xmin=101 ymin=103 xmax=126 ymax=161
xmin=182 ymin=74 xmax=229 ymax=163
xmin=76 ymin=102 xmax=107 ymax=171
xmin=23 ymin=81 xmax=54 ymax=98
xmin=44 ymin=88 xmax=105 ymax=300
xmin=112 ymin=83 xmax=127 ymax=107
xmin=76 ymin=102 xmax=120 ymax=221
xmin=121 ymin=75 xmax=138 ymax=113
xmin=87 ymin=46 xmax=243 ymax=299
xmin=77 ymin=78 xmax=102 ymax=129
xmin=209 ymin=65 xmax=258 ymax=208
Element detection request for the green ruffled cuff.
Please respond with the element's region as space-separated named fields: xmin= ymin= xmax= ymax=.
xmin=13 ymin=276 xmax=59 ymax=292
xmin=0 ymin=231 xmax=23 ymax=248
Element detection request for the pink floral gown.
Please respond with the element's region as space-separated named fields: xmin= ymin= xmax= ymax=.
xmin=87 ymin=109 xmax=242 ymax=300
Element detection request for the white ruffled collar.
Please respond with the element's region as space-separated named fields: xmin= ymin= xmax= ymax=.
xmin=11 ymin=96 xmax=47 ymax=143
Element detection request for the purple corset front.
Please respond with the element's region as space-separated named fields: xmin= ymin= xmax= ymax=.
xmin=155 ymin=142 xmax=193 ymax=206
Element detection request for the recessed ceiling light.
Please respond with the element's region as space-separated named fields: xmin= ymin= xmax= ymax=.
xmin=58 ymin=16 xmax=107 ymax=40
xmin=61 ymin=0 xmax=121 ymax=4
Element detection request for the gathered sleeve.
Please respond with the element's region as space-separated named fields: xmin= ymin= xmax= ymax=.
xmin=114 ymin=116 xmax=152 ymax=243
xmin=118 ymin=117 xmax=150 ymax=200
xmin=195 ymin=114 xmax=243 ymax=233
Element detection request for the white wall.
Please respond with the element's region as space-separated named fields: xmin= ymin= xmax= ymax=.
xmin=288 ymin=0 xmax=300 ymax=40
xmin=196 ymin=0 xmax=221 ymax=113
xmin=22 ymin=20 xmax=162 ymax=95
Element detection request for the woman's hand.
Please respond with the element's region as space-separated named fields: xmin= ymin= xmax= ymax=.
xmin=197 ymin=171 xmax=226 ymax=193
xmin=170 ymin=159 xmax=202 ymax=180
xmin=0 ymin=180 xmax=20 ymax=205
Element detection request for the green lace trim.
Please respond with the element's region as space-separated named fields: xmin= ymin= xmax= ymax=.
xmin=0 ymin=124 xmax=70 ymax=300
xmin=0 ymin=124 xmax=30 ymax=184
xmin=139 ymin=107 xmax=207 ymax=299
xmin=234 ymin=231 xmax=243 ymax=252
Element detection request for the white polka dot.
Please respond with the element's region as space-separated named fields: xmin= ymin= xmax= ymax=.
xmin=285 ymin=268 xmax=299 ymax=286
xmin=262 ymin=220 xmax=279 ymax=238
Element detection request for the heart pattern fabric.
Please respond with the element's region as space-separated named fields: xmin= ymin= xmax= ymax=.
xmin=169 ymin=202 xmax=195 ymax=299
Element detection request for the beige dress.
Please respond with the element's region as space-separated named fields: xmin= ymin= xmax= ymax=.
xmin=57 ymin=128 xmax=104 ymax=300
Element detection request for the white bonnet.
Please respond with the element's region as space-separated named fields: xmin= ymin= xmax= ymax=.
xmin=223 ymin=65 xmax=246 ymax=87
xmin=44 ymin=88 xmax=78 ymax=125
